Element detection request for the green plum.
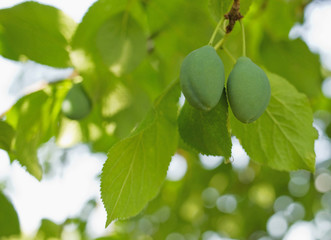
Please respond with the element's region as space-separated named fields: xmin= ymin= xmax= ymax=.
xmin=180 ymin=45 xmax=225 ymax=111
xmin=227 ymin=57 xmax=271 ymax=123
xmin=62 ymin=83 xmax=92 ymax=120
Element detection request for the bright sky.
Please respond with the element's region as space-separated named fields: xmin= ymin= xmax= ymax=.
xmin=294 ymin=2 xmax=331 ymax=70
xmin=0 ymin=0 xmax=96 ymax=22
xmin=0 ymin=1 xmax=331 ymax=239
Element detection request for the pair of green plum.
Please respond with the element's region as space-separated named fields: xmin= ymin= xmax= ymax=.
xmin=180 ymin=45 xmax=271 ymax=123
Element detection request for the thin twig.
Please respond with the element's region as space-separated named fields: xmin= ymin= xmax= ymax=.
xmin=209 ymin=17 xmax=225 ymax=45
xmin=222 ymin=46 xmax=236 ymax=64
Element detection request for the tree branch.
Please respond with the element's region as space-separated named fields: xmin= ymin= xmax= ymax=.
xmin=224 ymin=0 xmax=243 ymax=33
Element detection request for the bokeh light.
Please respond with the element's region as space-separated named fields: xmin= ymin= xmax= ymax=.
xmin=199 ymin=154 xmax=224 ymax=170
xmin=166 ymin=154 xmax=188 ymax=181
xmin=216 ymin=195 xmax=237 ymax=214
xmin=267 ymin=213 xmax=288 ymax=238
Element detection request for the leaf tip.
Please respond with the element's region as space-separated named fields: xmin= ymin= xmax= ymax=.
xmin=27 ymin=163 xmax=43 ymax=181
xmin=105 ymin=217 xmax=112 ymax=228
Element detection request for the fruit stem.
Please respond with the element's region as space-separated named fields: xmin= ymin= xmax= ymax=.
xmin=213 ymin=34 xmax=228 ymax=51
xmin=240 ymin=20 xmax=246 ymax=57
xmin=208 ymin=17 xmax=225 ymax=45
xmin=223 ymin=46 xmax=236 ymax=64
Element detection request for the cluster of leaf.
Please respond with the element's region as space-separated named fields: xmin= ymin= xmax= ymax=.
xmin=0 ymin=0 xmax=330 ymax=239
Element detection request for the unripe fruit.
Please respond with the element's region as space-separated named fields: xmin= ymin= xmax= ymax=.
xmin=180 ymin=45 xmax=225 ymax=111
xmin=62 ymin=83 xmax=92 ymax=120
xmin=227 ymin=57 xmax=271 ymax=123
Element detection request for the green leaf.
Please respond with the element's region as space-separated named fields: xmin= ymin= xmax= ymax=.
xmin=145 ymin=0 xmax=182 ymax=33
xmin=0 ymin=191 xmax=20 ymax=237
xmin=70 ymin=1 xmax=132 ymax=121
xmin=7 ymin=92 xmax=49 ymax=179
xmin=0 ymin=2 xmax=76 ymax=67
xmin=178 ymin=93 xmax=232 ymax=158
xmin=0 ymin=121 xmax=15 ymax=152
xmin=231 ymin=72 xmax=317 ymax=172
xmin=260 ymin=36 xmax=322 ymax=98
xmin=96 ymin=13 xmax=146 ymax=76
xmin=6 ymin=82 xmax=70 ymax=180
xmin=101 ymin=81 xmax=180 ymax=225
xmin=71 ymin=0 xmax=147 ymax=51
xmin=260 ymin=0 xmax=301 ymax=40
xmin=36 ymin=219 xmax=62 ymax=239
xmin=71 ymin=0 xmax=147 ymax=75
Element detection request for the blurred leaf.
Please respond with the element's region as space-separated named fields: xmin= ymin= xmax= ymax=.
xmin=178 ymin=93 xmax=232 ymax=158
xmin=261 ymin=0 xmax=296 ymax=40
xmin=57 ymin=102 xmax=119 ymax=153
xmin=96 ymin=13 xmax=147 ymax=76
xmin=326 ymin=122 xmax=331 ymax=139
xmin=78 ymin=77 xmax=152 ymax=152
xmin=208 ymin=0 xmax=232 ymax=22
xmin=72 ymin=0 xmax=147 ymax=51
xmin=0 ymin=2 xmax=76 ymax=67
xmin=240 ymin=0 xmax=254 ymax=16
xmin=70 ymin=0 xmax=149 ymax=123
xmin=36 ymin=219 xmax=62 ymax=239
xmin=71 ymin=0 xmax=127 ymax=50
xmin=145 ymin=0 xmax=182 ymax=33
xmin=70 ymin=0 xmax=128 ymax=100
xmin=260 ymin=35 xmax=322 ymax=98
xmin=71 ymin=0 xmax=147 ymax=74
xmin=6 ymin=82 xmax=70 ymax=180
xmin=0 ymin=191 xmax=20 ymax=237
xmin=101 ymin=81 xmax=180 ymax=225
xmin=107 ymin=85 xmax=152 ymax=141
xmin=0 ymin=121 xmax=15 ymax=152
xmin=129 ymin=57 xmax=164 ymax=101
xmin=231 ymin=72 xmax=317 ymax=172
xmin=259 ymin=0 xmax=307 ymax=41
xmin=57 ymin=63 xmax=156 ymax=152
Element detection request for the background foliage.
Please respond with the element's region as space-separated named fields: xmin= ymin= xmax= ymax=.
xmin=0 ymin=0 xmax=331 ymax=239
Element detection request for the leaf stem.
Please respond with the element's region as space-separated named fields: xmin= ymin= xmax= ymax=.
xmin=240 ymin=20 xmax=246 ymax=57
xmin=208 ymin=17 xmax=225 ymax=45
xmin=222 ymin=46 xmax=236 ymax=64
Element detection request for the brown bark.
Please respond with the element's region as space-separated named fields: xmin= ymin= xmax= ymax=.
xmin=224 ymin=0 xmax=243 ymax=33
